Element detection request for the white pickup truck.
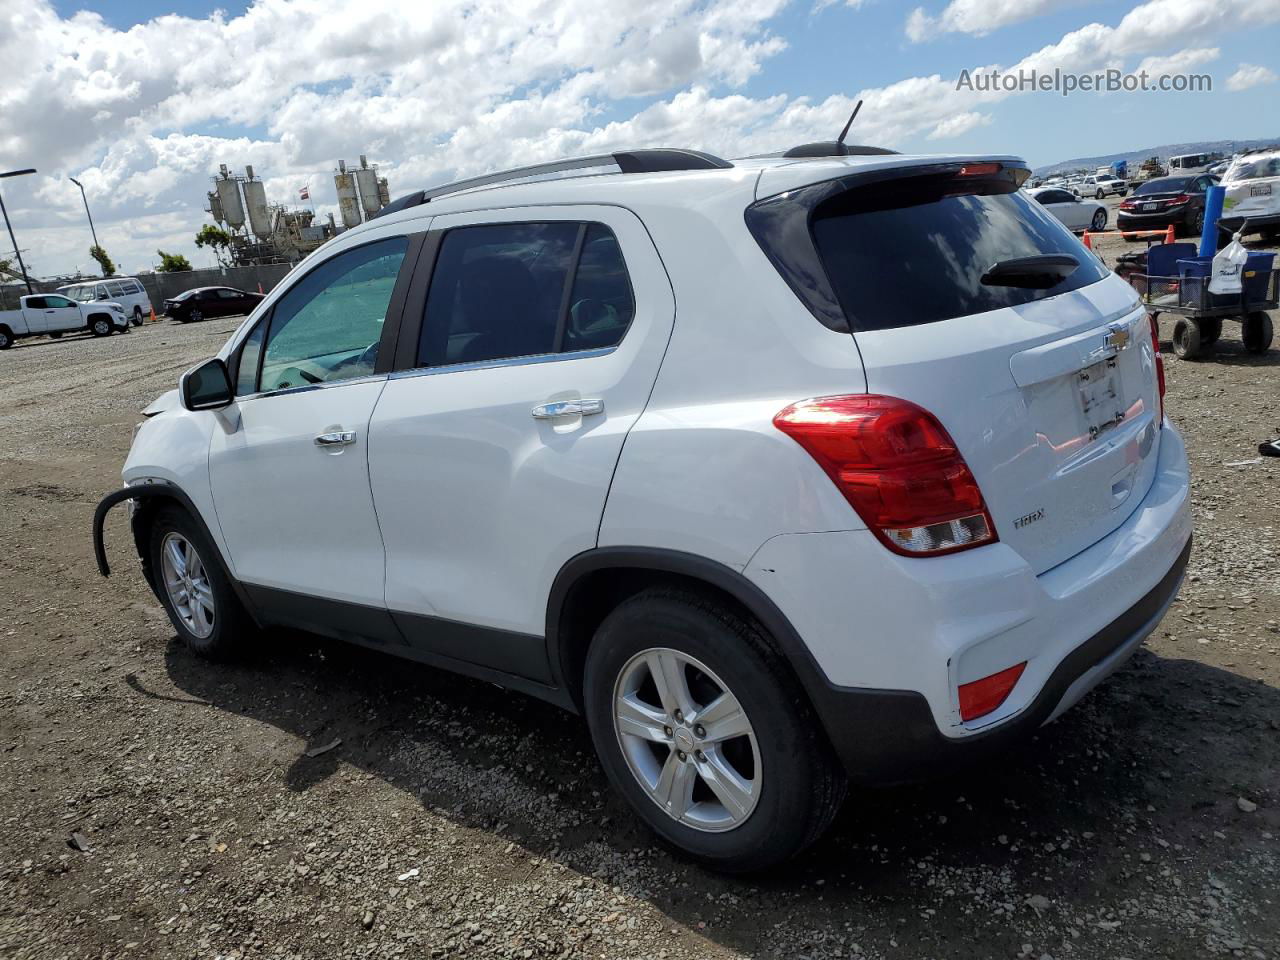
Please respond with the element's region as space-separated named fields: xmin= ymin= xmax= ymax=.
xmin=0 ymin=293 xmax=130 ymax=349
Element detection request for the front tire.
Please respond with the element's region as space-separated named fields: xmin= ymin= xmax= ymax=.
xmin=148 ymin=505 xmax=256 ymax=659
xmin=90 ymin=317 xmax=113 ymax=337
xmin=583 ymin=589 xmax=845 ymax=873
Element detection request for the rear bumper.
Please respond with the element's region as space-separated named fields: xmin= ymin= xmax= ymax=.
xmin=1117 ymin=210 xmax=1188 ymax=228
xmin=745 ymin=421 xmax=1192 ymax=783
xmin=806 ymin=534 xmax=1189 ymax=783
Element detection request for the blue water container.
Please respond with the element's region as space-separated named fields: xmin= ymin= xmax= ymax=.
xmin=1176 ymin=257 xmax=1214 ymax=308
xmin=1243 ymin=252 xmax=1276 ymax=303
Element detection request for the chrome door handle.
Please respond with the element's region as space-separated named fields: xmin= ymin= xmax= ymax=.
xmin=531 ymin=399 xmax=604 ymax=420
xmin=314 ymin=430 xmax=356 ymax=446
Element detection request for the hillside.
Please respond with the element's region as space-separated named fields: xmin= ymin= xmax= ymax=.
xmin=1035 ymin=137 xmax=1279 ymax=175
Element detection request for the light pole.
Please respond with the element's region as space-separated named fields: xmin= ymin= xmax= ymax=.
xmin=0 ymin=168 xmax=37 ymax=296
xmin=69 ymin=177 xmax=102 ymax=271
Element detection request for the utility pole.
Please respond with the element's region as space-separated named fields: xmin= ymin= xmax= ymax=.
xmin=0 ymin=168 xmax=37 ymax=295
xmin=69 ymin=177 xmax=102 ymax=268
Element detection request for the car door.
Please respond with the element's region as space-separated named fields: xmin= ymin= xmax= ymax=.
xmin=367 ymin=207 xmax=675 ymax=680
xmin=207 ymin=231 xmax=417 ymax=626
xmin=212 ymin=288 xmax=239 ymax=316
xmin=42 ymin=295 xmax=84 ymax=332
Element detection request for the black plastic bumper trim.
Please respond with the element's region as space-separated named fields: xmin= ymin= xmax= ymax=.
xmin=812 ymin=534 xmax=1193 ymax=784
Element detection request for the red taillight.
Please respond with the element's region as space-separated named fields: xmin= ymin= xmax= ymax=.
xmin=1119 ymin=199 xmax=1136 ymax=210
xmin=773 ymin=395 xmax=997 ymax=556
xmin=957 ymin=163 xmax=1001 ymax=177
xmin=1171 ymin=194 xmax=1190 ymax=205
xmin=1148 ymin=313 xmax=1165 ymax=425
xmin=958 ymin=662 xmax=1027 ymax=722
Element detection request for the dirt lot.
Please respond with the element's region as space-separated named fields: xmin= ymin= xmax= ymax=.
xmin=1 ymin=236 xmax=1278 ymax=960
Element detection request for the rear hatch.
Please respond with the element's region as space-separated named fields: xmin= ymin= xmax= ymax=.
xmin=752 ymin=160 xmax=1163 ymax=574
xmin=1222 ymin=154 xmax=1280 ymax=223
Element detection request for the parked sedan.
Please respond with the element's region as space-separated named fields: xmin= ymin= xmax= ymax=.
xmin=163 ymin=286 xmax=264 ymax=323
xmin=1117 ymin=175 xmax=1215 ymax=238
xmin=1027 ymin=187 xmax=1107 ymax=233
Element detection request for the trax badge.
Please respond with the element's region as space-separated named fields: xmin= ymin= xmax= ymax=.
xmin=1105 ymin=324 xmax=1131 ymax=352
xmin=1014 ymin=508 xmax=1045 ymax=529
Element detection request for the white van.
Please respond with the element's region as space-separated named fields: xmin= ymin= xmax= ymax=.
xmin=1167 ymin=154 xmax=1214 ymax=175
xmin=58 ymin=277 xmax=152 ymax=326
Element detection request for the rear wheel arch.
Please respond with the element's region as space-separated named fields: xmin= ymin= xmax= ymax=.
xmin=547 ymin=548 xmax=831 ymax=716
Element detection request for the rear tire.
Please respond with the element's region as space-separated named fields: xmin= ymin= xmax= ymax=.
xmin=1181 ymin=209 xmax=1205 ymax=238
xmin=1091 ymin=208 xmax=1107 ymax=231
xmin=1095 ymin=189 xmax=1105 ymax=200
xmin=1198 ymin=318 xmax=1222 ymax=346
xmin=48 ymin=331 xmax=63 ymax=340
xmin=0 ymin=326 xmax=12 ymax=349
xmin=132 ymin=307 xmax=144 ymax=326
xmin=583 ymin=588 xmax=845 ymax=873
xmin=1243 ymin=311 xmax=1274 ymax=354
xmin=148 ymin=505 xmax=257 ymax=660
xmin=1172 ymin=318 xmax=1202 ymax=360
xmin=189 ymin=309 xmax=203 ymax=323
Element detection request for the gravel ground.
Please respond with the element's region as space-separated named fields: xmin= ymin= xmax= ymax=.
xmin=1 ymin=245 xmax=1278 ymax=960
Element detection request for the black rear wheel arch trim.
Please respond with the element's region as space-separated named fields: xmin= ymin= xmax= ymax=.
xmin=545 ymin=546 xmax=845 ymax=714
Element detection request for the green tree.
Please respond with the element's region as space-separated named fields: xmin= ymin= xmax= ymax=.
xmin=194 ymin=224 xmax=234 ymax=267
xmin=89 ymin=244 xmax=116 ymax=276
xmin=156 ymin=250 xmax=192 ymax=273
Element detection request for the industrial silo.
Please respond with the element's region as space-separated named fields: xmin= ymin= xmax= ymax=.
xmin=335 ymin=165 xmax=361 ymax=228
xmin=243 ymin=166 xmax=272 ymax=241
xmin=356 ymin=167 xmax=381 ymax=217
xmin=215 ymin=171 xmax=246 ymax=232
xmin=377 ymin=177 xmax=390 ymax=206
xmin=207 ymin=190 xmax=225 ymax=224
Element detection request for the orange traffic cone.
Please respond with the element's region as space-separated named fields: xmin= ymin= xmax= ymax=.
xmin=1082 ymin=231 xmax=1092 ymax=250
xmin=257 ymin=281 xmax=264 ymax=294
xmin=1164 ymin=223 xmax=1176 ymax=244
xmin=148 ymin=306 xmax=157 ymax=323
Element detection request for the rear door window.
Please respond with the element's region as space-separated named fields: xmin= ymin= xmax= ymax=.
xmin=807 ymin=172 xmax=1109 ymax=331
xmin=107 ymin=281 xmax=129 ymax=297
xmin=416 ymin=221 xmax=633 ymax=367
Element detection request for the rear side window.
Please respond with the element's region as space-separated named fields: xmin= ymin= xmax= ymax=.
xmin=807 ymin=172 xmax=1109 ymax=330
xmin=417 ymin=221 xmax=633 ymax=367
xmin=107 ymin=281 xmax=128 ymax=296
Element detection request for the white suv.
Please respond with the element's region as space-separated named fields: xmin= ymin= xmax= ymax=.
xmin=93 ymin=147 xmax=1192 ymax=872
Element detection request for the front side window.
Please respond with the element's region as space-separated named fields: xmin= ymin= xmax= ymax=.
xmin=235 ymin=320 xmax=266 ymax=396
xmin=416 ymin=221 xmax=634 ymax=367
xmin=257 ymin=236 xmax=408 ymax=392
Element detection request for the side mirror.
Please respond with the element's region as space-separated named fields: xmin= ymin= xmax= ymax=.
xmin=180 ymin=358 xmax=233 ymax=411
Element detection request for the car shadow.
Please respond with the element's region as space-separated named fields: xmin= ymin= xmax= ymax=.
xmin=156 ymin=628 xmax=1279 ymax=956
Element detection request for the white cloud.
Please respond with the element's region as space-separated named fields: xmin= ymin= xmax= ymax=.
xmin=3 ymin=0 xmax=1279 ymax=276
xmin=906 ymin=0 xmax=1085 ymax=41
xmin=1227 ymin=62 xmax=1279 ymax=91
xmin=1135 ymin=46 xmax=1219 ymax=76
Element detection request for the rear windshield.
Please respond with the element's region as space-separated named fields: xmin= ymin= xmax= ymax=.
xmin=808 ymin=172 xmax=1108 ymax=331
xmin=1134 ymin=177 xmax=1190 ymax=196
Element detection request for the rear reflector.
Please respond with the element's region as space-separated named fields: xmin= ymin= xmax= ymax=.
xmin=958 ymin=662 xmax=1027 ymax=722
xmin=773 ymin=395 xmax=997 ymax=556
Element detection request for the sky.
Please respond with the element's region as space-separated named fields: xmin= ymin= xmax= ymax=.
xmin=1 ymin=0 xmax=1278 ymax=278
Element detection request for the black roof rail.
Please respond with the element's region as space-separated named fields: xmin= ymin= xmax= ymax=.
xmin=368 ymin=148 xmax=733 ymax=220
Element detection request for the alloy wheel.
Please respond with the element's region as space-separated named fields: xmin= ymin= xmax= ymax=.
xmin=160 ymin=532 xmax=216 ymax=638
xmin=612 ymin=648 xmax=761 ymax=832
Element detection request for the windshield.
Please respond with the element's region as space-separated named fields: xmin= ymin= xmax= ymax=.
xmin=807 ymin=171 xmax=1108 ymax=330
xmin=1134 ymin=177 xmax=1190 ymax=196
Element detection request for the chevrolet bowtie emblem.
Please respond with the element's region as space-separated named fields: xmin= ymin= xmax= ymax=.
xmin=1105 ymin=325 xmax=1130 ymax=351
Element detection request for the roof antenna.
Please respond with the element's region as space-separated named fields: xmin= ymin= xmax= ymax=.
xmin=836 ymin=100 xmax=863 ymax=147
